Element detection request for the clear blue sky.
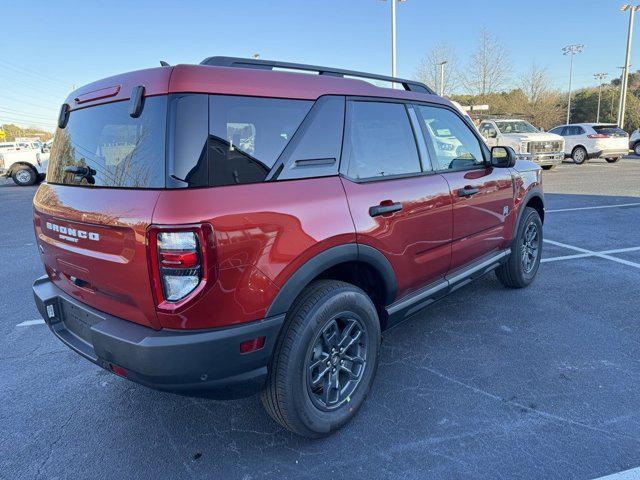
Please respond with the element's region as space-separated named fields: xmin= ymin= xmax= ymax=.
xmin=2 ymin=0 xmax=637 ymax=131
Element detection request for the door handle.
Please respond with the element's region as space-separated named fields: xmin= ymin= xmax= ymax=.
xmin=458 ymin=186 xmax=479 ymax=197
xmin=369 ymin=202 xmax=403 ymax=217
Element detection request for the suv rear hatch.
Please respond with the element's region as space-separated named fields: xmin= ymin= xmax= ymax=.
xmin=33 ymin=95 xmax=167 ymax=329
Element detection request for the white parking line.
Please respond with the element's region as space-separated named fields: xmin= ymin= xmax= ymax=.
xmin=592 ymin=466 xmax=640 ymax=480
xmin=543 ymin=240 xmax=640 ymax=269
xmin=547 ymin=202 xmax=640 ymax=213
xmin=16 ymin=319 xmax=45 ymax=327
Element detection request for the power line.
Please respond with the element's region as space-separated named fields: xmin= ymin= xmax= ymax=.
xmin=0 ymin=59 xmax=73 ymax=88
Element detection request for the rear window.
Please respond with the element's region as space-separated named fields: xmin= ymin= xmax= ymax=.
xmin=47 ymin=97 xmax=166 ymax=188
xmin=593 ymin=125 xmax=628 ymax=137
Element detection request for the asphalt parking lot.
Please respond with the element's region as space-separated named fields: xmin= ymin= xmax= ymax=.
xmin=2 ymin=157 xmax=640 ymax=480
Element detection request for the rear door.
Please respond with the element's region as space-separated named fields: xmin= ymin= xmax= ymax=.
xmin=33 ymin=97 xmax=168 ymax=329
xmin=563 ymin=126 xmax=584 ymax=153
xmin=414 ymin=104 xmax=514 ymax=270
xmin=340 ymin=99 xmax=452 ymax=299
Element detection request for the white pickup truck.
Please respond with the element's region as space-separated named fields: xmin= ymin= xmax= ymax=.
xmin=0 ymin=142 xmax=49 ymax=186
xmin=478 ymin=119 xmax=565 ymax=170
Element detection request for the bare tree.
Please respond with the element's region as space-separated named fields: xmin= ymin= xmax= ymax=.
xmin=519 ymin=63 xmax=551 ymax=104
xmin=415 ymin=42 xmax=459 ymax=96
xmin=463 ymin=28 xmax=511 ymax=97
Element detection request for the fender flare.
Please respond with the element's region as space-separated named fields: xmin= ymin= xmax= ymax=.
xmin=515 ymin=188 xmax=545 ymax=236
xmin=265 ymin=243 xmax=397 ymax=317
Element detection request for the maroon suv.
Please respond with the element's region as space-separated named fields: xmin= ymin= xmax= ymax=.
xmin=32 ymin=57 xmax=544 ymax=437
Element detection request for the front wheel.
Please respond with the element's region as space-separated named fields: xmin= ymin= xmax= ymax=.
xmin=634 ymin=143 xmax=640 ymax=156
xmin=605 ymin=157 xmax=621 ymax=163
xmin=261 ymin=280 xmax=380 ymax=438
xmin=12 ymin=167 xmax=37 ymax=186
xmin=496 ymin=207 xmax=543 ymax=288
xmin=571 ymin=146 xmax=588 ymax=164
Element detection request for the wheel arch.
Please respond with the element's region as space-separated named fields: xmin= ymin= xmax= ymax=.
xmin=514 ymin=188 xmax=545 ymax=240
xmin=8 ymin=161 xmax=38 ymax=175
xmin=265 ymin=244 xmax=397 ymax=320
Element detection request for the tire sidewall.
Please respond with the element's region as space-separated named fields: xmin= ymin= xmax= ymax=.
xmin=514 ymin=209 xmax=543 ymax=284
xmin=284 ymin=287 xmax=380 ymax=436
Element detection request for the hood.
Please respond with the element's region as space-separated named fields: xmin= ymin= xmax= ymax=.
xmin=503 ymin=132 xmax=564 ymax=142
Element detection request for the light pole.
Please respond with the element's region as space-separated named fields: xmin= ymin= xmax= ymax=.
xmin=618 ymin=4 xmax=639 ymax=128
xmin=594 ymin=72 xmax=609 ymax=123
xmin=437 ymin=60 xmax=447 ymax=96
xmin=562 ymin=44 xmax=584 ymax=124
xmin=380 ymin=0 xmax=406 ymax=81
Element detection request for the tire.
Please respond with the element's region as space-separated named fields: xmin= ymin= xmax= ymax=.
xmin=571 ymin=146 xmax=588 ymax=164
xmin=541 ymin=165 xmax=556 ymax=171
xmin=12 ymin=166 xmax=37 ymax=186
xmin=634 ymin=143 xmax=640 ymax=156
xmin=261 ymin=280 xmax=381 ymax=438
xmin=605 ymin=157 xmax=621 ymax=163
xmin=495 ymin=207 xmax=543 ymax=288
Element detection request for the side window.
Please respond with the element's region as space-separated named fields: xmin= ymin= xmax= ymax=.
xmin=576 ymin=127 xmax=585 ymax=135
xmin=208 ymin=95 xmax=312 ymax=187
xmin=549 ymin=126 xmax=564 ymax=135
xmin=345 ymin=101 xmax=421 ymax=180
xmin=416 ymin=105 xmax=485 ymax=171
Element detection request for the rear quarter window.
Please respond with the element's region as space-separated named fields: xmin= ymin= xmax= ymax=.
xmin=208 ymin=95 xmax=312 ymax=187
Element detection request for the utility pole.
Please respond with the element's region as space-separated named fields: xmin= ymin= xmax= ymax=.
xmin=562 ymin=44 xmax=584 ymax=124
xmin=380 ymin=0 xmax=406 ymax=84
xmin=437 ymin=60 xmax=447 ymax=96
xmin=618 ymin=4 xmax=639 ymax=129
xmin=594 ymin=72 xmax=609 ymax=123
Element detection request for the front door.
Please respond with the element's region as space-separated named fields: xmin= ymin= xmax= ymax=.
xmin=340 ymin=99 xmax=453 ymax=300
xmin=415 ymin=104 xmax=514 ymax=270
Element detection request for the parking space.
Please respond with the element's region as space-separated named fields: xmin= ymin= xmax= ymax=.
xmin=1 ymin=157 xmax=640 ymax=480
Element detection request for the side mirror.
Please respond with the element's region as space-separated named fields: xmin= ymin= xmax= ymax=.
xmin=491 ymin=146 xmax=516 ymax=168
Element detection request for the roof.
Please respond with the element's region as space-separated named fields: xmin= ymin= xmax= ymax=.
xmin=63 ymin=64 xmax=448 ymax=111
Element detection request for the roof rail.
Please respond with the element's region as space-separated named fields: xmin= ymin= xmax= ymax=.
xmin=200 ymin=56 xmax=435 ymax=94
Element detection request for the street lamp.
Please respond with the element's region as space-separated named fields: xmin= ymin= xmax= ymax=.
xmin=437 ymin=60 xmax=447 ymax=96
xmin=380 ymin=0 xmax=407 ymax=80
xmin=562 ymin=44 xmax=584 ymax=124
xmin=618 ymin=4 xmax=640 ymax=129
xmin=593 ymin=72 xmax=609 ymax=123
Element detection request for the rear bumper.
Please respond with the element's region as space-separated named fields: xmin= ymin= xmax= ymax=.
xmin=517 ymin=152 xmax=563 ymax=166
xmin=33 ymin=276 xmax=284 ymax=398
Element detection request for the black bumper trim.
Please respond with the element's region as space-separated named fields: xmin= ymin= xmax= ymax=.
xmin=33 ymin=276 xmax=285 ymax=398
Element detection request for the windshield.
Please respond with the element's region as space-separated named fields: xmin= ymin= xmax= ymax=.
xmin=47 ymin=97 xmax=166 ymax=188
xmin=495 ymin=120 xmax=538 ymax=134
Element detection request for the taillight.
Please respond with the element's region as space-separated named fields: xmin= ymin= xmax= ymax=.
xmin=588 ymin=133 xmax=609 ymax=138
xmin=148 ymin=224 xmax=216 ymax=309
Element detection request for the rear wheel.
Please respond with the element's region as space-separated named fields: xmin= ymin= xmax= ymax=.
xmin=571 ymin=146 xmax=588 ymax=164
xmin=634 ymin=143 xmax=640 ymax=156
xmin=605 ymin=157 xmax=621 ymax=163
xmin=12 ymin=166 xmax=37 ymax=186
xmin=261 ymin=280 xmax=380 ymax=438
xmin=496 ymin=207 xmax=543 ymax=288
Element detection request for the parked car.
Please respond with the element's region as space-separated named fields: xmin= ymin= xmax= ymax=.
xmin=478 ymin=119 xmax=564 ymax=170
xmin=629 ymin=128 xmax=640 ymax=156
xmin=0 ymin=143 xmax=48 ymax=185
xmin=32 ymin=57 xmax=544 ymax=437
xmin=548 ymin=123 xmax=629 ymax=164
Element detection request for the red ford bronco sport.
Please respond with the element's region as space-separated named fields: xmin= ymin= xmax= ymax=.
xmin=32 ymin=57 xmax=544 ymax=437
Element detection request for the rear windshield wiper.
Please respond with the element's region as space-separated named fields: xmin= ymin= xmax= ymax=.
xmin=64 ymin=165 xmax=97 ymax=185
